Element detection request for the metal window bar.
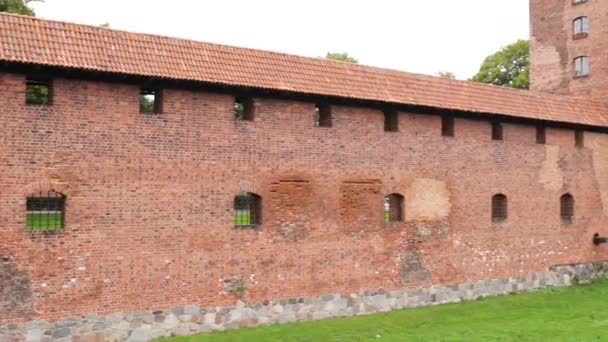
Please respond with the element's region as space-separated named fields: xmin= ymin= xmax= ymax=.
xmin=234 ymin=193 xmax=260 ymax=227
xmin=561 ymin=194 xmax=574 ymax=224
xmin=385 ymin=194 xmax=404 ymax=223
xmin=26 ymin=190 xmax=65 ymax=231
xmin=492 ymin=194 xmax=507 ymax=223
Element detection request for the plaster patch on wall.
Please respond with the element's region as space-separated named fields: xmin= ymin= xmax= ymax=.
xmin=539 ymin=145 xmax=563 ymax=191
xmin=588 ymin=134 xmax=608 ymax=216
xmin=405 ymin=179 xmax=451 ymax=221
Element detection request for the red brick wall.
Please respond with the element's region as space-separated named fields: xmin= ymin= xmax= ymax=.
xmin=530 ymin=0 xmax=608 ymax=100
xmin=1 ymin=72 xmax=608 ymax=323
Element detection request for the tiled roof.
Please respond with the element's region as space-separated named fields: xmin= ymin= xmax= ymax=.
xmin=1 ymin=12 xmax=607 ymax=128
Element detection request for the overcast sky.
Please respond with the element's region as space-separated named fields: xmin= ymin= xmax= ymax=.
xmin=30 ymin=0 xmax=529 ymax=80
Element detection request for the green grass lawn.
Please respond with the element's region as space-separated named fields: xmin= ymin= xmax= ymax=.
xmin=162 ymin=281 xmax=608 ymax=342
xmin=26 ymin=212 xmax=63 ymax=231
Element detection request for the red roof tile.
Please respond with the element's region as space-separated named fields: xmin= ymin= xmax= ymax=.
xmin=1 ymin=12 xmax=607 ymax=127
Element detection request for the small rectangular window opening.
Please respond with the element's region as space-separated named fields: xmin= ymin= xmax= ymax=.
xmin=536 ymin=125 xmax=546 ymax=144
xmin=26 ymin=191 xmax=65 ymax=232
xmin=234 ymin=97 xmax=254 ymax=121
xmin=575 ymin=130 xmax=584 ymax=148
xmin=26 ymin=77 xmax=52 ymax=106
xmin=441 ymin=115 xmax=454 ymax=137
xmin=491 ymin=122 xmax=503 ymax=141
xmin=140 ymin=88 xmax=162 ymax=114
xmin=384 ymin=109 xmax=399 ymax=132
xmin=315 ymin=104 xmax=332 ymax=127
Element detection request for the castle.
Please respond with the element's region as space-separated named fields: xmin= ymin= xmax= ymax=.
xmin=2 ymin=0 xmax=608 ymax=340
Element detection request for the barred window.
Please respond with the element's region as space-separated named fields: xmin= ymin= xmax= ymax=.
xmin=26 ymin=190 xmax=65 ymax=231
xmin=536 ymin=125 xmax=546 ymax=144
xmin=140 ymin=88 xmax=162 ymax=114
xmin=384 ymin=109 xmax=399 ymax=132
xmin=234 ymin=192 xmax=261 ymax=227
xmin=560 ymin=193 xmax=574 ymax=224
xmin=235 ymin=97 xmax=254 ymax=121
xmin=384 ymin=193 xmax=404 ymax=222
xmin=442 ymin=115 xmax=454 ymax=137
xmin=315 ymin=104 xmax=332 ymax=127
xmin=26 ymin=76 xmax=52 ymax=106
xmin=492 ymin=194 xmax=508 ymax=223
xmin=492 ymin=122 xmax=503 ymax=141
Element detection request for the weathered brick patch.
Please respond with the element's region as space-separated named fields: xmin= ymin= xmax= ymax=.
xmin=2 ymin=262 xmax=606 ymax=342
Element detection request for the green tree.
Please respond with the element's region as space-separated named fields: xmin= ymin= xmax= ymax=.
xmin=0 ymin=0 xmax=43 ymax=16
xmin=471 ymin=40 xmax=529 ymax=89
xmin=437 ymin=71 xmax=456 ymax=79
xmin=325 ymin=52 xmax=358 ymax=64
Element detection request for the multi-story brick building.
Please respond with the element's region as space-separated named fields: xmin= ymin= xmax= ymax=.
xmin=531 ymin=0 xmax=608 ymax=100
xmin=2 ymin=2 xmax=608 ymax=340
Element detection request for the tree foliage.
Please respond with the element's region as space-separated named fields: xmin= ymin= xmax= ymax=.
xmin=471 ymin=40 xmax=529 ymax=89
xmin=437 ymin=71 xmax=456 ymax=79
xmin=325 ymin=52 xmax=358 ymax=64
xmin=0 ymin=0 xmax=43 ymax=16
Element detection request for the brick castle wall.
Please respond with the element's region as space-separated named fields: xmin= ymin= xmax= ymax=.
xmin=530 ymin=0 xmax=608 ymax=100
xmin=2 ymin=72 xmax=608 ymax=325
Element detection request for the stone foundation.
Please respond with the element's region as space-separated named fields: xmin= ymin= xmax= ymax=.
xmin=2 ymin=261 xmax=608 ymax=342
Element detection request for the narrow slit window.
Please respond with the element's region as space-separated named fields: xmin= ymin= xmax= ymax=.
xmin=234 ymin=192 xmax=262 ymax=227
xmin=574 ymin=56 xmax=589 ymax=77
xmin=573 ymin=16 xmax=589 ymax=38
xmin=235 ymin=97 xmax=254 ymax=121
xmin=536 ymin=125 xmax=546 ymax=144
xmin=492 ymin=194 xmax=508 ymax=223
xmin=315 ymin=104 xmax=332 ymax=127
xmin=442 ymin=115 xmax=454 ymax=137
xmin=26 ymin=77 xmax=52 ymax=106
xmin=26 ymin=190 xmax=65 ymax=231
xmin=575 ymin=130 xmax=584 ymax=148
xmin=384 ymin=194 xmax=404 ymax=222
xmin=384 ymin=109 xmax=399 ymax=132
xmin=140 ymin=88 xmax=162 ymax=114
xmin=560 ymin=193 xmax=574 ymax=224
xmin=492 ymin=122 xmax=503 ymax=141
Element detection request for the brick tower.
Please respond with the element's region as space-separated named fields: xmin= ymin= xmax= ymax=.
xmin=530 ymin=0 xmax=608 ymax=100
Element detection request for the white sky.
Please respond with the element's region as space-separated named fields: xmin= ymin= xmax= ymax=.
xmin=30 ymin=0 xmax=529 ymax=80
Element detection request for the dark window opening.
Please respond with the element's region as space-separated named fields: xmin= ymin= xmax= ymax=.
xmin=26 ymin=77 xmax=52 ymax=106
xmin=442 ymin=115 xmax=454 ymax=137
xmin=235 ymin=97 xmax=254 ymax=121
xmin=560 ymin=193 xmax=574 ymax=224
xmin=315 ymin=104 xmax=332 ymax=127
xmin=573 ymin=16 xmax=589 ymax=38
xmin=575 ymin=130 xmax=584 ymax=148
xmin=574 ymin=56 xmax=589 ymax=77
xmin=492 ymin=194 xmax=508 ymax=223
xmin=492 ymin=122 xmax=503 ymax=141
xmin=140 ymin=88 xmax=162 ymax=114
xmin=384 ymin=109 xmax=399 ymax=132
xmin=26 ymin=190 xmax=65 ymax=231
xmin=384 ymin=193 xmax=404 ymax=223
xmin=536 ymin=125 xmax=546 ymax=144
xmin=234 ymin=192 xmax=261 ymax=227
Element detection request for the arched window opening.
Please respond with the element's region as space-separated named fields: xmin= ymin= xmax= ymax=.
xmin=234 ymin=192 xmax=262 ymax=227
xmin=492 ymin=194 xmax=508 ymax=223
xmin=561 ymin=193 xmax=574 ymax=224
xmin=26 ymin=190 xmax=65 ymax=231
xmin=384 ymin=193 xmax=404 ymax=223
xmin=574 ymin=56 xmax=589 ymax=77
